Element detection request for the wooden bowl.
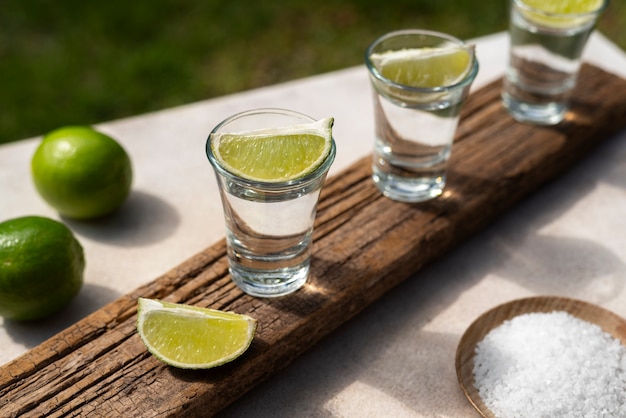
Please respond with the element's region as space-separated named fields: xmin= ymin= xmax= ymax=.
xmin=455 ymin=296 xmax=626 ymax=417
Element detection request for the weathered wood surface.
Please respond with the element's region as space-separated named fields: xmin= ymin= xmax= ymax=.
xmin=1 ymin=65 xmax=626 ymax=417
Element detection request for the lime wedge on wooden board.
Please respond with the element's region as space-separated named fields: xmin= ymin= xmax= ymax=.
xmin=136 ymin=298 xmax=257 ymax=369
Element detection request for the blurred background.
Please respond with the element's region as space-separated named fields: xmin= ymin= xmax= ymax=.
xmin=1 ymin=0 xmax=624 ymax=145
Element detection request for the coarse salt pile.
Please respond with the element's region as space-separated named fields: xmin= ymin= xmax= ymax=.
xmin=473 ymin=311 xmax=626 ymax=417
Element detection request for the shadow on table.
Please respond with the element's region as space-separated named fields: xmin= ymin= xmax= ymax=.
xmin=63 ymin=189 xmax=180 ymax=247
xmin=218 ymin=132 xmax=626 ymax=417
xmin=219 ymin=226 xmax=626 ymax=417
xmin=2 ymin=283 xmax=121 ymax=350
xmin=485 ymin=130 xmax=626 ymax=302
xmin=217 ymin=236 xmax=491 ymax=417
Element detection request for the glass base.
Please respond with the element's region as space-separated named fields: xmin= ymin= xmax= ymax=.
xmin=229 ymin=264 xmax=309 ymax=298
xmin=372 ymin=169 xmax=444 ymax=203
xmin=502 ymin=92 xmax=566 ymax=126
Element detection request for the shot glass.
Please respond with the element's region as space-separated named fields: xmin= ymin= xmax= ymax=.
xmin=365 ymin=30 xmax=479 ymax=203
xmin=206 ymin=109 xmax=336 ymax=298
xmin=502 ymin=0 xmax=608 ymax=125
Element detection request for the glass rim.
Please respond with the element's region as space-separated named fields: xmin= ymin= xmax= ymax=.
xmin=365 ymin=29 xmax=480 ymax=94
xmin=513 ymin=0 xmax=609 ymax=18
xmin=206 ymin=108 xmax=337 ymax=189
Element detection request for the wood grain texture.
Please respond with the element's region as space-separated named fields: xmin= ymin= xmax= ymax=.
xmin=1 ymin=64 xmax=626 ymax=417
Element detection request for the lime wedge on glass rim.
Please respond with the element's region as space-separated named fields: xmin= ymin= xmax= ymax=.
xmin=210 ymin=117 xmax=334 ymax=183
xmin=369 ymin=45 xmax=474 ymax=89
xmin=136 ymin=298 xmax=257 ymax=369
xmin=523 ymin=0 xmax=604 ymax=14
xmin=519 ymin=0 xmax=606 ymax=28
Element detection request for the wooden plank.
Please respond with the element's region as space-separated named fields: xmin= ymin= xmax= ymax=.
xmin=1 ymin=64 xmax=626 ymax=417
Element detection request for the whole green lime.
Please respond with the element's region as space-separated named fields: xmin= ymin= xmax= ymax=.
xmin=31 ymin=126 xmax=133 ymax=219
xmin=0 ymin=216 xmax=85 ymax=321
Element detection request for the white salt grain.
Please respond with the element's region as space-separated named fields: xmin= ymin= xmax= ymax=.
xmin=473 ymin=311 xmax=626 ymax=418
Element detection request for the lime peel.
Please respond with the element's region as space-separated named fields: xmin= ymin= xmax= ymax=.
xmin=0 ymin=216 xmax=84 ymax=321
xmin=31 ymin=125 xmax=133 ymax=219
xmin=136 ymin=298 xmax=257 ymax=369
xmin=224 ymin=117 xmax=333 ymax=138
xmin=211 ymin=117 xmax=334 ymax=183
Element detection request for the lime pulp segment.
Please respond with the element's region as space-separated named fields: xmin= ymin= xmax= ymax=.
xmin=522 ymin=0 xmax=604 ymax=14
xmin=519 ymin=0 xmax=606 ymax=28
xmin=370 ymin=46 xmax=473 ymax=88
xmin=211 ymin=117 xmax=333 ymax=182
xmin=136 ymin=298 xmax=257 ymax=369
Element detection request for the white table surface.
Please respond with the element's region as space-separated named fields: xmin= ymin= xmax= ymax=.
xmin=2 ymin=31 xmax=626 ymax=417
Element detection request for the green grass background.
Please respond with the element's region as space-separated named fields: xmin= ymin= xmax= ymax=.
xmin=1 ymin=0 xmax=624 ymax=144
